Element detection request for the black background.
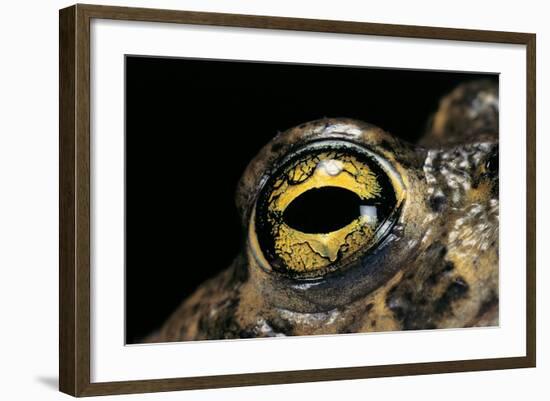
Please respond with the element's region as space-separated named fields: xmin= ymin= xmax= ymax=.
xmin=125 ymin=56 xmax=496 ymax=343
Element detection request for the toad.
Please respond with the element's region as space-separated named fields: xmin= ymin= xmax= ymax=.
xmin=149 ymin=80 xmax=499 ymax=341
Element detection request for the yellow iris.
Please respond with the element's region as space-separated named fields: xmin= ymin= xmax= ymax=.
xmin=264 ymin=151 xmax=385 ymax=274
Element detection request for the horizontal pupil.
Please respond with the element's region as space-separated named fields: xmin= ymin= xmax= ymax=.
xmin=282 ymin=186 xmax=370 ymax=234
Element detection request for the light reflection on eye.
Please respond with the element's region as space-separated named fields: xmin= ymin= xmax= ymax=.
xmin=360 ymin=205 xmax=378 ymax=225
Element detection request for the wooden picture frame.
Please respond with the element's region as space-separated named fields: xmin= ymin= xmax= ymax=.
xmin=59 ymin=3 xmax=536 ymax=397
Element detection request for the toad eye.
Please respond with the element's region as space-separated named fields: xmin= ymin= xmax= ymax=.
xmin=251 ymin=140 xmax=405 ymax=279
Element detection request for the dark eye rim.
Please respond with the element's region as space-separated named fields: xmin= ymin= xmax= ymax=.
xmin=249 ymin=139 xmax=406 ymax=281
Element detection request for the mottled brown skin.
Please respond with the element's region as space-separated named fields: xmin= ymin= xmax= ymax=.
xmin=148 ymin=80 xmax=499 ymax=342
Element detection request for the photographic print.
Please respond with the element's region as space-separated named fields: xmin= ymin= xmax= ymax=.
xmin=125 ymin=57 xmax=499 ymax=344
xmin=60 ymin=5 xmax=535 ymax=395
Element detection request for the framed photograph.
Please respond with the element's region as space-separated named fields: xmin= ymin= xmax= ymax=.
xmin=59 ymin=4 xmax=536 ymax=397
